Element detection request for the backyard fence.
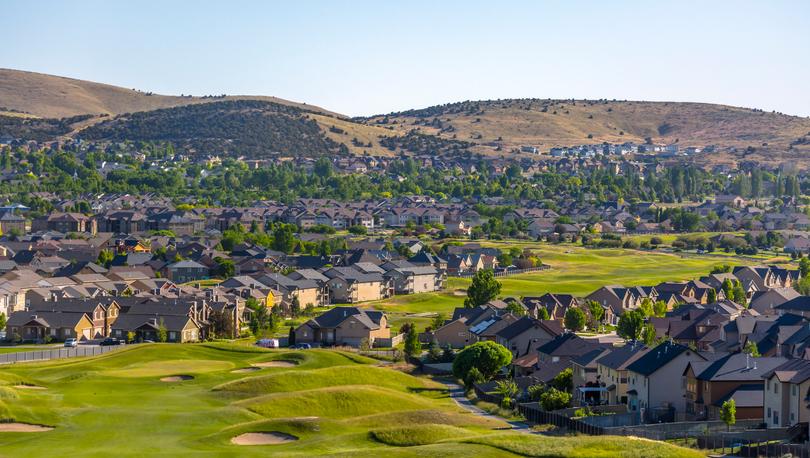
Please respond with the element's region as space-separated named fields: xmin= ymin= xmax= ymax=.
xmin=0 ymin=345 xmax=126 ymax=365
xmin=518 ymin=402 xmax=606 ymax=435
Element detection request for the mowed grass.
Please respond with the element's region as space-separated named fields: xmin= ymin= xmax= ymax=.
xmin=366 ymin=243 xmax=752 ymax=330
xmin=0 ymin=344 xmax=702 ymax=457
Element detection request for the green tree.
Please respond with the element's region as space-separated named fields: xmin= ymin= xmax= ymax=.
xmin=744 ymin=340 xmax=760 ymax=357
xmin=564 ymin=307 xmax=586 ymax=332
xmin=720 ymin=399 xmax=736 ymax=431
xmin=707 ymin=288 xmax=717 ymax=304
xmin=97 ymin=249 xmax=115 ymax=268
xmin=272 ymin=224 xmax=297 ymax=254
xmin=551 ymin=367 xmax=573 ymax=392
xmin=506 ymin=301 xmax=527 ymax=316
xmin=0 ymin=313 xmax=6 ymax=330
xmin=617 ymin=309 xmax=644 ymax=341
xmin=403 ymin=323 xmax=421 ymax=360
xmin=643 ymin=322 xmax=658 ymax=346
xmin=638 ymin=298 xmax=654 ymax=317
xmin=539 ymin=387 xmax=571 ymax=411
xmin=157 ymin=318 xmax=168 ymax=343
xmin=495 ymin=379 xmax=519 ymax=409
xmin=586 ymin=300 xmax=604 ymax=330
xmin=126 ymin=331 xmax=136 ymax=344
xmin=464 ymin=270 xmax=502 ymax=308
xmin=213 ymin=256 xmax=235 ymax=278
xmin=452 ymin=341 xmax=512 ymax=381
xmin=431 ymin=313 xmax=446 ymax=331
xmin=653 ymin=300 xmax=668 ymax=317
xmin=799 ymin=257 xmax=810 ymax=278
xmin=288 ymin=325 xmax=296 ymax=346
xmin=347 ymin=225 xmax=367 ymax=235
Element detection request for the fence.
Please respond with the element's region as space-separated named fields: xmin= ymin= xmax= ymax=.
xmin=374 ymin=333 xmax=404 ymax=348
xmin=0 ymin=345 xmax=125 ymax=365
xmin=518 ymin=402 xmax=606 ymax=435
xmin=451 ymin=265 xmax=550 ymax=278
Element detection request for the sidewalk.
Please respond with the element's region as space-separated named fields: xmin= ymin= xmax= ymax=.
xmin=440 ymin=380 xmax=538 ymax=434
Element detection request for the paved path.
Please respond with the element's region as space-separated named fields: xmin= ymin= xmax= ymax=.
xmin=440 ymin=380 xmax=539 ymax=434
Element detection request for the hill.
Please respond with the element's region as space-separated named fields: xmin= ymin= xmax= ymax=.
xmin=0 ymin=68 xmax=335 ymax=118
xmin=361 ymin=99 xmax=810 ymax=164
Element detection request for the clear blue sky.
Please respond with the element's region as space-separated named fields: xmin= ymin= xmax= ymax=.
xmin=3 ymin=0 xmax=809 ymax=116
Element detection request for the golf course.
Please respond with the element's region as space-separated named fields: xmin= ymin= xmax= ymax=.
xmin=0 ymin=343 xmax=702 ymax=457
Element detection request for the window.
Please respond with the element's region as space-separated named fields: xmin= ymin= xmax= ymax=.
xmin=793 ymin=385 xmax=797 ymax=396
xmin=775 ymin=383 xmax=779 ymax=394
xmin=767 ymin=407 xmax=771 ymax=418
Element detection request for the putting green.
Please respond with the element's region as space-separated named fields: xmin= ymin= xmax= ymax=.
xmin=104 ymin=359 xmax=234 ymax=377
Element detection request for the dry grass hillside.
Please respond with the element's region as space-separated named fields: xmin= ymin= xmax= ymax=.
xmin=362 ymin=99 xmax=810 ymax=161
xmin=0 ymin=68 xmax=337 ymax=118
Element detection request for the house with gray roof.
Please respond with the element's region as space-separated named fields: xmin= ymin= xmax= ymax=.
xmin=294 ymin=306 xmax=390 ymax=347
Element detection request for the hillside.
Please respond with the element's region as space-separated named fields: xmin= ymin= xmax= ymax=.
xmin=0 ymin=68 xmax=337 ymax=118
xmin=361 ymin=99 xmax=810 ymax=163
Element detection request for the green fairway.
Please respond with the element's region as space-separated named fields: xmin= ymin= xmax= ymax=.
xmin=365 ymin=243 xmax=758 ymax=331
xmin=0 ymin=343 xmax=702 ymax=457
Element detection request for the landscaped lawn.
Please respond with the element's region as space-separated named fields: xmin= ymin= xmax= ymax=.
xmin=0 ymin=343 xmax=702 ymax=457
xmin=365 ymin=242 xmax=763 ymax=331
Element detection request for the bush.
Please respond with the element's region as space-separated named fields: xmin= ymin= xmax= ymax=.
xmin=539 ymin=387 xmax=572 ymax=411
xmin=527 ymin=384 xmax=545 ymax=401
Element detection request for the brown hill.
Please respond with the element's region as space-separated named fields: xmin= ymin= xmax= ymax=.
xmin=361 ymin=99 xmax=810 ymax=163
xmin=0 ymin=68 xmax=337 ymax=118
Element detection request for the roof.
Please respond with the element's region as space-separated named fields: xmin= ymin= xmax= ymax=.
xmin=763 ymin=358 xmax=810 ymax=384
xmin=536 ymin=332 xmax=602 ymax=357
xmin=303 ymin=306 xmax=385 ymax=330
xmin=688 ymin=353 xmax=787 ymax=381
xmin=596 ymin=343 xmax=649 ymax=370
xmin=775 ymin=296 xmax=810 ymax=312
xmin=713 ymin=384 xmax=763 ymax=408
xmin=626 ymin=342 xmax=701 ymax=376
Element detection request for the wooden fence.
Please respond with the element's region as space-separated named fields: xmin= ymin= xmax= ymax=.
xmin=452 ymin=265 xmax=550 ymax=278
xmin=518 ymin=402 xmax=606 ymax=435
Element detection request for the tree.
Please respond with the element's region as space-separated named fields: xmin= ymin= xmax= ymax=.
xmin=586 ymin=300 xmax=604 ymax=330
xmin=539 ymin=387 xmax=572 ymax=411
xmin=564 ymin=307 xmax=586 ymax=332
xmin=638 ymin=298 xmax=654 ymax=317
xmin=464 ymin=270 xmax=501 ymax=308
xmin=463 ymin=367 xmax=485 ymax=390
xmin=617 ymin=310 xmax=644 ymax=341
xmin=800 ymin=257 xmax=810 ymax=278
xmin=288 ymin=325 xmax=296 ymax=346
xmin=272 ymin=224 xmax=297 ymax=254
xmin=126 ymin=331 xmax=136 ymax=344
xmin=213 ymin=256 xmax=235 ymax=279
xmin=290 ymin=296 xmax=301 ymax=318
xmin=403 ymin=323 xmax=421 ymax=360
xmin=97 ymin=249 xmax=115 ymax=268
xmin=452 ymin=341 xmax=512 ymax=382
xmin=431 ymin=313 xmax=446 ymax=331
xmin=208 ymin=309 xmax=234 ymax=339
xmin=157 ymin=318 xmax=168 ymax=343
xmin=348 ymin=225 xmax=367 ymax=235
xmin=495 ymin=379 xmax=519 ymax=408
xmin=720 ymin=399 xmax=736 ymax=431
xmin=536 ymin=306 xmax=550 ymax=320
xmin=506 ymin=301 xmax=527 ymax=316
xmin=653 ymin=300 xmax=668 ymax=317
xmin=642 ymin=322 xmax=658 ymax=346
xmin=707 ymin=288 xmax=717 ymax=304
xmin=0 ymin=313 xmax=6 ymax=330
xmin=551 ymin=367 xmax=573 ymax=393
xmin=744 ymin=340 xmax=760 ymax=357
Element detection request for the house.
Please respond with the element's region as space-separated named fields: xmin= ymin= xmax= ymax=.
xmin=522 ymin=293 xmax=579 ymax=320
xmin=380 ymin=260 xmax=441 ymax=294
xmin=32 ymin=212 xmax=97 ymax=235
xmin=762 ymin=358 xmax=810 ymax=428
xmin=595 ymin=343 xmax=650 ymax=405
xmin=625 ymin=341 xmax=706 ymax=420
xmin=495 ymin=316 xmax=564 ymax=357
xmin=775 ymin=297 xmax=810 ymax=318
xmin=571 ymin=347 xmax=613 ymax=405
xmin=166 ymin=260 xmax=209 ymax=284
xmin=321 ymin=267 xmax=389 ymax=303
xmin=6 ymin=311 xmax=94 ymax=342
xmin=254 ymin=273 xmax=324 ymax=307
xmin=28 ymin=298 xmax=121 ymax=339
xmin=683 ymin=353 xmax=787 ymax=420
xmin=294 ymin=306 xmax=390 ymax=347
xmin=110 ymin=314 xmax=201 ymax=343
xmin=749 ymin=288 xmax=801 ymax=315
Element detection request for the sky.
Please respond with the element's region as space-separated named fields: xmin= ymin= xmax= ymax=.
xmin=3 ymin=0 xmax=809 ymax=117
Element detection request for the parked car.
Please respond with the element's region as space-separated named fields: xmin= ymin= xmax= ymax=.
xmin=290 ymin=343 xmax=311 ymax=350
xmin=64 ymin=338 xmax=78 ymax=348
xmin=100 ymin=337 xmax=122 ymax=346
xmin=255 ymin=338 xmax=280 ymax=348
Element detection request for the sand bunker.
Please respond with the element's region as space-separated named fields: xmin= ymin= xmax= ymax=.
xmin=251 ymin=361 xmax=297 ymax=368
xmin=0 ymin=422 xmax=53 ymax=432
xmin=13 ymin=385 xmax=46 ymax=390
xmin=231 ymin=431 xmax=298 ymax=445
xmin=453 ymin=289 xmax=467 ymax=296
xmin=160 ymin=375 xmax=194 ymax=382
xmin=231 ymin=367 xmax=262 ymax=373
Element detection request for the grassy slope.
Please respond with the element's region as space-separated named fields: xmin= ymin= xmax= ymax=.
xmin=0 ymin=344 xmax=700 ymax=457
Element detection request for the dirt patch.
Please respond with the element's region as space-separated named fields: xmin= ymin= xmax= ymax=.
xmin=452 ymin=289 xmax=467 ymax=296
xmin=160 ymin=375 xmax=194 ymax=382
xmin=231 ymin=431 xmax=298 ymax=445
xmin=231 ymin=367 xmax=262 ymax=373
xmin=252 ymin=361 xmax=297 ymax=368
xmin=0 ymin=422 xmax=53 ymax=432
xmin=13 ymin=385 xmax=46 ymax=390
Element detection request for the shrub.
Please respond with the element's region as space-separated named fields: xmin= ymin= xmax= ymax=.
xmin=453 ymin=341 xmax=513 ymax=382
xmin=539 ymin=387 xmax=572 ymax=411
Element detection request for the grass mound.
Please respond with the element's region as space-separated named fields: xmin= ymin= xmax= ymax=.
xmin=465 ymin=433 xmax=705 ymax=458
xmin=104 ymin=359 xmax=233 ymax=377
xmin=370 ymin=424 xmax=471 ymax=446
xmin=216 ymin=365 xmax=432 ymax=395
xmin=348 ymin=409 xmax=502 ymax=429
xmin=242 ymin=386 xmax=438 ymax=419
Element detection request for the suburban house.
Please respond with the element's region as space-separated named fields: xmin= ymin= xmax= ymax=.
xmin=110 ymin=314 xmax=201 ymax=343
xmin=255 ymin=273 xmax=324 ymax=307
xmin=27 ymin=298 xmax=121 ymax=339
xmin=683 ymin=353 xmax=787 ymax=420
xmin=595 ymin=343 xmax=650 ymax=405
xmin=495 ymin=316 xmax=564 ymax=357
xmin=6 ymin=311 xmax=94 ymax=341
xmin=166 ymin=260 xmax=209 ymax=284
xmin=625 ymin=341 xmax=706 ymax=420
xmin=571 ymin=347 xmax=612 ymax=404
xmin=749 ymin=287 xmax=801 ymax=315
xmin=380 ymin=260 xmax=441 ymax=294
xmin=321 ymin=267 xmax=389 ymax=303
xmin=294 ymin=306 xmax=390 ymax=347
xmin=763 ymin=358 xmax=810 ymax=428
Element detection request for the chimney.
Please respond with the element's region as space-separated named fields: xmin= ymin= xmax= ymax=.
xmin=30 ymin=314 xmax=37 ymax=320
xmin=746 ymin=354 xmax=750 ymax=370
xmin=753 ymin=361 xmax=757 ymax=370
